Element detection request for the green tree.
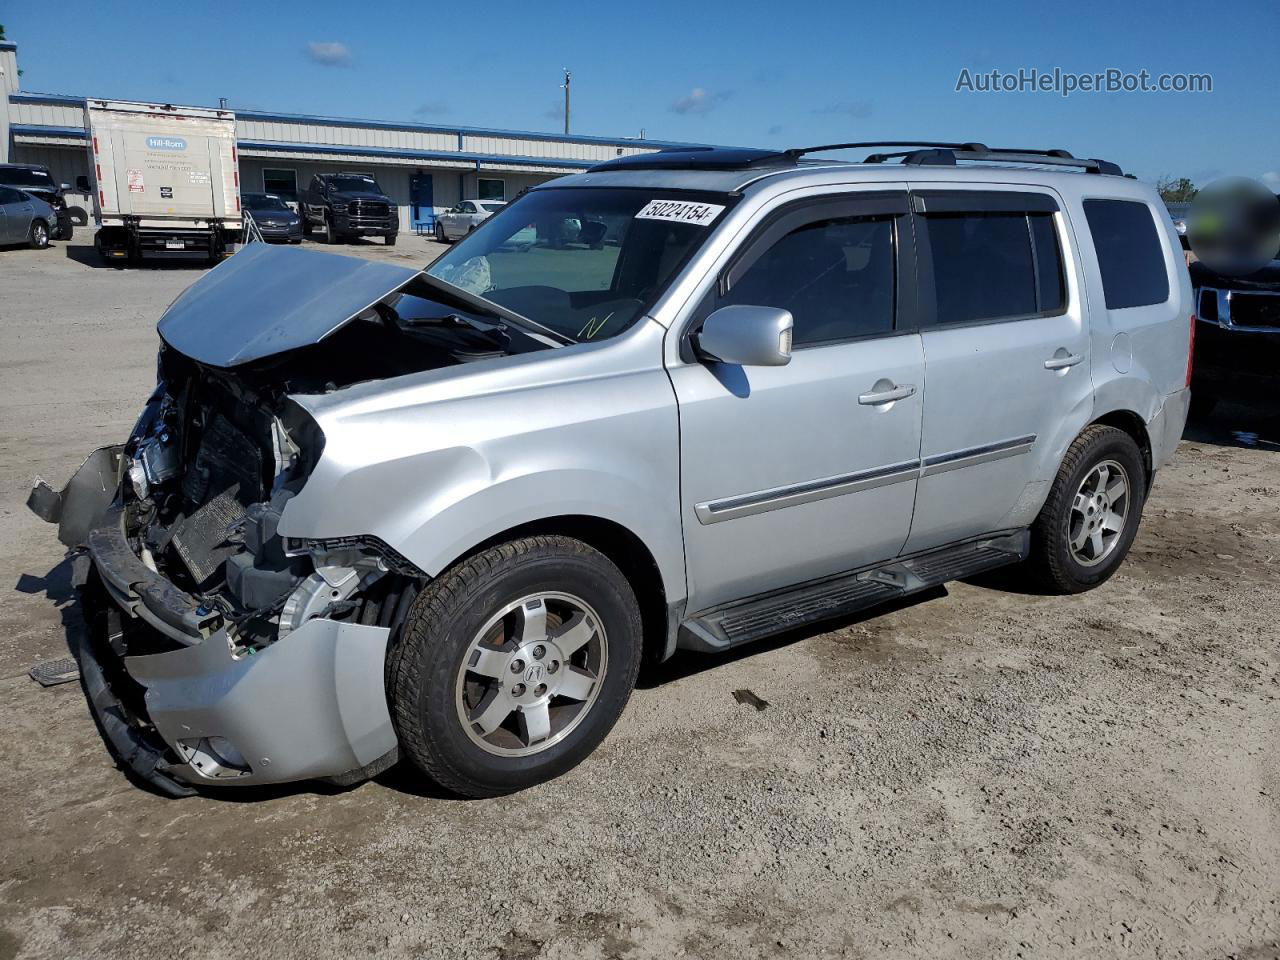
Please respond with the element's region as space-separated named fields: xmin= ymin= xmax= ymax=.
xmin=1156 ymin=176 xmax=1198 ymax=204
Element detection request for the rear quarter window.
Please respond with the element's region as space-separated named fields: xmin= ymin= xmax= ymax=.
xmin=1083 ymin=199 xmax=1170 ymax=309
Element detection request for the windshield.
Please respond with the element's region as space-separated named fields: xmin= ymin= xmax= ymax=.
xmin=244 ymin=195 xmax=291 ymax=212
xmin=330 ymin=175 xmax=382 ymax=193
xmin=426 ymin=187 xmax=731 ymax=343
xmin=0 ymin=168 xmax=55 ymax=189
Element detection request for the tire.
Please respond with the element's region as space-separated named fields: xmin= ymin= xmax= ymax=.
xmin=302 ymin=217 xmax=313 ymax=237
xmin=56 ymin=219 xmax=74 ymax=242
xmin=387 ymin=535 xmax=643 ymax=798
xmin=434 ymin=222 xmax=447 ymax=243
xmin=325 ymin=214 xmax=340 ymax=244
xmin=28 ymin=219 xmax=50 ymax=249
xmin=1026 ymin=425 xmax=1147 ymax=594
xmin=385 ymin=233 xmax=397 ymax=247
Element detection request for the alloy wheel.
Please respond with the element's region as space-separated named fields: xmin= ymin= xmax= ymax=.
xmin=1067 ymin=459 xmax=1130 ymax=566
xmin=454 ymin=592 xmax=607 ymax=757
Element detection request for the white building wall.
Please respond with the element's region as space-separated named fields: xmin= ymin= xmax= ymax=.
xmin=237 ymin=157 xmax=568 ymax=227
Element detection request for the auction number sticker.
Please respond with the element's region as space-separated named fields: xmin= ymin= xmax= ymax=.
xmin=127 ymin=169 xmax=145 ymax=193
xmin=635 ymin=199 xmax=725 ymax=226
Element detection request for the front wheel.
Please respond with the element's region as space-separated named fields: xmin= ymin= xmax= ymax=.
xmin=1026 ymin=425 xmax=1146 ymax=593
xmin=325 ymin=214 xmax=341 ymax=244
xmin=28 ymin=219 xmax=50 ymax=249
xmin=434 ymin=222 xmax=447 ymax=243
xmin=385 ymin=233 xmax=397 ymax=247
xmin=387 ymin=536 xmax=642 ymax=798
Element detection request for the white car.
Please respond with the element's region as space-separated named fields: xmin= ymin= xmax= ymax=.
xmin=434 ymin=199 xmax=506 ymax=242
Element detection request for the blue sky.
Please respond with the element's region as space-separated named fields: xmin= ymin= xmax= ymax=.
xmin=4 ymin=0 xmax=1277 ymax=186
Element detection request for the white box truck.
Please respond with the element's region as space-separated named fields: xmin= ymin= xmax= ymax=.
xmin=83 ymin=98 xmax=241 ymax=265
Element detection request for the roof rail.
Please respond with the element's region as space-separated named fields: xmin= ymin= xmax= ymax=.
xmin=786 ymin=141 xmax=1124 ymax=176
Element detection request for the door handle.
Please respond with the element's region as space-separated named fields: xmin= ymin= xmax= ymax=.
xmin=1044 ymin=353 xmax=1084 ymax=370
xmin=858 ymin=383 xmax=916 ymax=405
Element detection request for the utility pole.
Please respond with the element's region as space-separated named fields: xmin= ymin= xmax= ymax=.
xmin=562 ymin=70 xmax=571 ymax=136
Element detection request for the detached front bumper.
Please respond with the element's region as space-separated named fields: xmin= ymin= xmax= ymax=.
xmin=30 ymin=455 xmax=398 ymax=794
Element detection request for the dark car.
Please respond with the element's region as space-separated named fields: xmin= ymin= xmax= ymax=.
xmin=1189 ymin=257 xmax=1280 ymax=414
xmin=298 ymin=172 xmax=398 ymax=246
xmin=242 ymin=192 xmax=303 ymax=243
xmin=0 ymin=164 xmax=73 ymax=240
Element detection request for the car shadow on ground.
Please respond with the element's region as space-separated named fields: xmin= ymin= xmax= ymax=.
xmin=1183 ymin=392 xmax=1280 ymax=452
xmin=637 ymin=586 xmax=949 ymax=690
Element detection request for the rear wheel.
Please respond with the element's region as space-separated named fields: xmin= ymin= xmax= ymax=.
xmin=28 ymin=219 xmax=50 ymax=249
xmin=1026 ymin=425 xmax=1146 ymax=593
xmin=387 ymin=535 xmax=642 ymax=798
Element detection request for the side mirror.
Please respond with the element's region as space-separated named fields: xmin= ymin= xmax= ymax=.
xmin=694 ymin=305 xmax=793 ymax=367
xmin=61 ymin=182 xmax=72 ymax=190
xmin=75 ymin=175 xmax=90 ymax=192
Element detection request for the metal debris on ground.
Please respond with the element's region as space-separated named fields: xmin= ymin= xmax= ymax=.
xmin=29 ymin=657 xmax=80 ymax=687
xmin=732 ymin=688 xmax=770 ymax=711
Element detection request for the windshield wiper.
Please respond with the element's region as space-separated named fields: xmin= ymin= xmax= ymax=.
xmin=400 ymin=311 xmax=508 ymax=338
xmin=415 ymin=272 xmax=573 ymax=347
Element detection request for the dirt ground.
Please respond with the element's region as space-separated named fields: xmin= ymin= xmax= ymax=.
xmin=0 ymin=236 xmax=1277 ymax=960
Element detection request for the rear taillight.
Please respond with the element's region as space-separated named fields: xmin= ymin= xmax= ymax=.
xmin=1186 ymin=313 xmax=1196 ymax=388
xmin=92 ymin=136 xmax=98 ymax=155
xmin=98 ymin=190 xmax=105 ymax=207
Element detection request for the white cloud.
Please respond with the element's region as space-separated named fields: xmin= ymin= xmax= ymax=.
xmin=670 ymin=88 xmax=730 ymax=116
xmin=305 ymin=42 xmax=352 ymax=67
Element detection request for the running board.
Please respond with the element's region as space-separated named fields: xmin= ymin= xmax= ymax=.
xmin=679 ymin=531 xmax=1029 ymax=652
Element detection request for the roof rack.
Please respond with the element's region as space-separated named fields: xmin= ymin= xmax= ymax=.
xmin=785 ymin=141 xmax=1124 ymax=176
xmin=587 ymin=147 xmax=796 ymax=173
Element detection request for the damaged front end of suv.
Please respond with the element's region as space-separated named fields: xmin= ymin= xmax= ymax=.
xmin=27 ymin=243 xmax=551 ymax=795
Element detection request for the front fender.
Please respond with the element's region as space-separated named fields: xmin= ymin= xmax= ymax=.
xmin=395 ymin=467 xmax=686 ymax=601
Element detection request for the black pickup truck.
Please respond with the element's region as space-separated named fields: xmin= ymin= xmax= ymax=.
xmin=298 ymin=172 xmax=398 ymax=245
xmin=0 ymin=163 xmax=73 ymax=240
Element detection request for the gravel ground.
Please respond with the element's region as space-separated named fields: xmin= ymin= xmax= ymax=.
xmin=0 ymin=236 xmax=1277 ymax=960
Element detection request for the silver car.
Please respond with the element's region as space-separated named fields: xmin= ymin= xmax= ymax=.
xmin=0 ymin=186 xmax=56 ymax=248
xmin=31 ymin=142 xmax=1192 ymax=797
xmin=433 ymin=199 xmax=506 ymax=242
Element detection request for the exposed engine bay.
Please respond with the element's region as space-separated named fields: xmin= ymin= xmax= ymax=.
xmin=119 ymin=287 xmax=538 ymax=656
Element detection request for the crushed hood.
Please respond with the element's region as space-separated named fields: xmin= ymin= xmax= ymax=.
xmin=157 ymin=244 xmax=419 ymax=368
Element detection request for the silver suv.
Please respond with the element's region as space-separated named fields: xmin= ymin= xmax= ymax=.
xmin=30 ymin=142 xmax=1192 ymax=798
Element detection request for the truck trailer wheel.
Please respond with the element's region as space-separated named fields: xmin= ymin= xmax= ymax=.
xmin=1026 ymin=425 xmax=1147 ymax=594
xmin=387 ymin=535 xmax=643 ymax=798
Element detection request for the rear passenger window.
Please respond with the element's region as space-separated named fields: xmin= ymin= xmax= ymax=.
xmin=925 ymin=212 xmax=1065 ymax=325
xmin=1082 ymin=199 xmax=1169 ymax=309
xmin=723 ymin=215 xmax=896 ymax=345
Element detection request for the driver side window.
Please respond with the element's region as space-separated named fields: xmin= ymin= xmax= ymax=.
xmin=719 ymin=213 xmax=898 ymax=347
